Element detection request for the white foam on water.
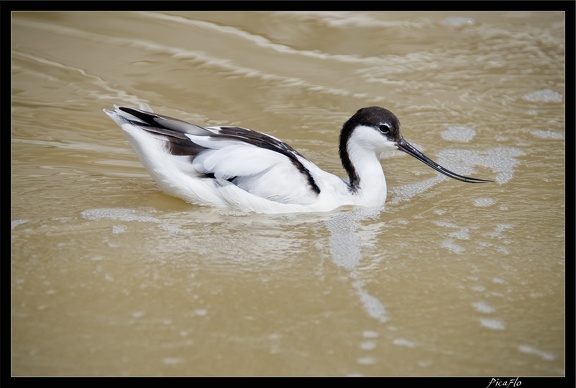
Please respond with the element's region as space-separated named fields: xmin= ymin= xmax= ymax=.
xmin=362 ymin=330 xmax=379 ymax=339
xmin=356 ymin=357 xmax=377 ymax=365
xmin=522 ymin=89 xmax=563 ymax=102
xmin=390 ymin=147 xmax=524 ymax=204
xmin=480 ymin=318 xmax=505 ymax=330
xmin=11 ymin=219 xmax=28 ymax=229
xmin=434 ymin=221 xmax=470 ymax=240
xmin=393 ymin=338 xmax=416 ymax=348
xmin=437 ymin=147 xmax=525 ymax=185
xmin=473 ymin=301 xmax=496 ymax=314
xmin=81 ymin=208 xmax=161 ymax=223
xmin=112 ymin=225 xmax=126 ymax=234
xmin=360 ymin=341 xmax=377 ymax=350
xmin=473 ymin=198 xmax=496 ymax=207
xmin=162 ymin=357 xmax=184 ymax=365
xmin=441 ymin=125 xmax=476 ymax=142
xmin=488 ymin=223 xmax=514 ymax=239
xmin=518 ymin=345 xmax=555 ymax=361
xmin=441 ymin=239 xmax=465 ymax=254
xmin=357 ymin=288 xmax=388 ymax=324
xmin=441 ymin=16 xmax=476 ymax=27
xmin=388 ymin=175 xmax=443 ymax=205
xmin=530 ymin=130 xmax=564 ymax=140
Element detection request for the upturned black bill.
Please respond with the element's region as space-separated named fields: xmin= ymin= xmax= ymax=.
xmin=396 ymin=138 xmax=492 ymax=183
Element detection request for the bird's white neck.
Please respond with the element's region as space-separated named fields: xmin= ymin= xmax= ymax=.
xmin=343 ymin=129 xmax=388 ymax=207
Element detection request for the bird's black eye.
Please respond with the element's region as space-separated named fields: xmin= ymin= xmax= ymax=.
xmin=379 ymin=124 xmax=390 ymax=134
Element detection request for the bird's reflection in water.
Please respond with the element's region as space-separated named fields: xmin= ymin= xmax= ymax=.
xmin=324 ymin=207 xmax=388 ymax=323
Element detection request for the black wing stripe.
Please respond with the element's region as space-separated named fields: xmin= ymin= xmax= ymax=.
xmin=119 ymin=109 xmax=321 ymax=195
xmin=118 ymin=107 xmax=159 ymax=127
xmin=216 ymin=127 xmax=321 ymax=195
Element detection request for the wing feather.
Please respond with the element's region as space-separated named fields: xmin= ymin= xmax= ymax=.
xmin=107 ymin=106 xmax=322 ymax=206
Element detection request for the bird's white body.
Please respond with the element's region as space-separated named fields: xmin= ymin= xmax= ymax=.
xmin=104 ymin=105 xmax=488 ymax=214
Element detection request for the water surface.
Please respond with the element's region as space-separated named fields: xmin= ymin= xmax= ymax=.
xmin=11 ymin=11 xmax=565 ymax=376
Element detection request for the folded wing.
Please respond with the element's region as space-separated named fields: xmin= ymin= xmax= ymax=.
xmin=104 ymin=106 xmax=321 ymax=206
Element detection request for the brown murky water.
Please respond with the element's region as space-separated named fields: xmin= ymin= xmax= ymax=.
xmin=11 ymin=11 xmax=565 ymax=376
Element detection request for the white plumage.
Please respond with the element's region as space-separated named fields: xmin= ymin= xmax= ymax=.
xmin=104 ymin=104 xmax=490 ymax=214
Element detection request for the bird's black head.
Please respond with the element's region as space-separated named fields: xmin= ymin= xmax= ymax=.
xmin=341 ymin=106 xmax=402 ymax=146
xmin=338 ymin=106 xmax=492 ymax=189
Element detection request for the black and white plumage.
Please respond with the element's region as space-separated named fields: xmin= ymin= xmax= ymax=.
xmin=104 ymin=104 xmax=490 ymax=213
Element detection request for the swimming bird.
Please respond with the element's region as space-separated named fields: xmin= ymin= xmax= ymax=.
xmin=104 ymin=105 xmax=490 ymax=213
